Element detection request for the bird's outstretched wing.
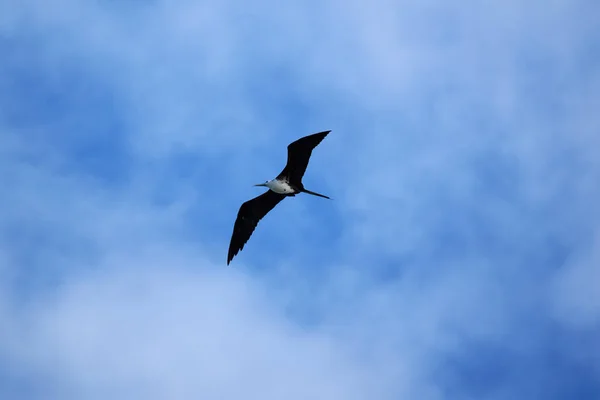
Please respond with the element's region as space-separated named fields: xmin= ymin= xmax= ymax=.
xmin=227 ymin=190 xmax=286 ymax=265
xmin=277 ymin=130 xmax=330 ymax=184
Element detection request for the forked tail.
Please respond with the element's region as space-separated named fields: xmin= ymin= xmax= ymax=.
xmin=301 ymin=189 xmax=331 ymax=199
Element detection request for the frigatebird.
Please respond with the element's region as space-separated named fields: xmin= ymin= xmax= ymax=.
xmin=227 ymin=130 xmax=331 ymax=265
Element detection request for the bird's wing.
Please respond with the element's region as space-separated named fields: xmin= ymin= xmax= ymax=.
xmin=227 ymin=190 xmax=287 ymax=265
xmin=277 ymin=130 xmax=330 ymax=183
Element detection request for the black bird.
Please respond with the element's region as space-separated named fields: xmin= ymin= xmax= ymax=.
xmin=227 ymin=130 xmax=331 ymax=265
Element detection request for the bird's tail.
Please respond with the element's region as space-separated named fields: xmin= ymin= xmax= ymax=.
xmin=301 ymin=189 xmax=331 ymax=199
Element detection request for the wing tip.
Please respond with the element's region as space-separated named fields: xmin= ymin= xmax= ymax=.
xmin=316 ymin=130 xmax=332 ymax=140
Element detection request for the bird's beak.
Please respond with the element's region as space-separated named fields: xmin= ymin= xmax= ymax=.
xmin=253 ymin=183 xmax=267 ymax=187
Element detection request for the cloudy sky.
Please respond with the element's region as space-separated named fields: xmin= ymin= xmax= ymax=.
xmin=1 ymin=0 xmax=599 ymax=399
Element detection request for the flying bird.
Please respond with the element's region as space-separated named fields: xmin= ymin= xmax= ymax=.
xmin=227 ymin=130 xmax=331 ymax=265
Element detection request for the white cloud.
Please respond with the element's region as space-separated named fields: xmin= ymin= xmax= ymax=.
xmin=5 ymin=265 xmax=380 ymax=399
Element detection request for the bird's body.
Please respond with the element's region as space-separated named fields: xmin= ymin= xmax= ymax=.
xmin=263 ymin=178 xmax=296 ymax=195
xmin=227 ymin=130 xmax=331 ymax=265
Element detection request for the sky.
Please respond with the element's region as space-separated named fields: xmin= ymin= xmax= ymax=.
xmin=1 ymin=0 xmax=599 ymax=399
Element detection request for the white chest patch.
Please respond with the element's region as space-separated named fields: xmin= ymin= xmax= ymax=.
xmin=266 ymin=179 xmax=294 ymax=194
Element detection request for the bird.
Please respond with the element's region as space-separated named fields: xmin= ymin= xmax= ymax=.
xmin=227 ymin=130 xmax=332 ymax=265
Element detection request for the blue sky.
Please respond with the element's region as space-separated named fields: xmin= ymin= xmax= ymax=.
xmin=1 ymin=0 xmax=599 ymax=398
